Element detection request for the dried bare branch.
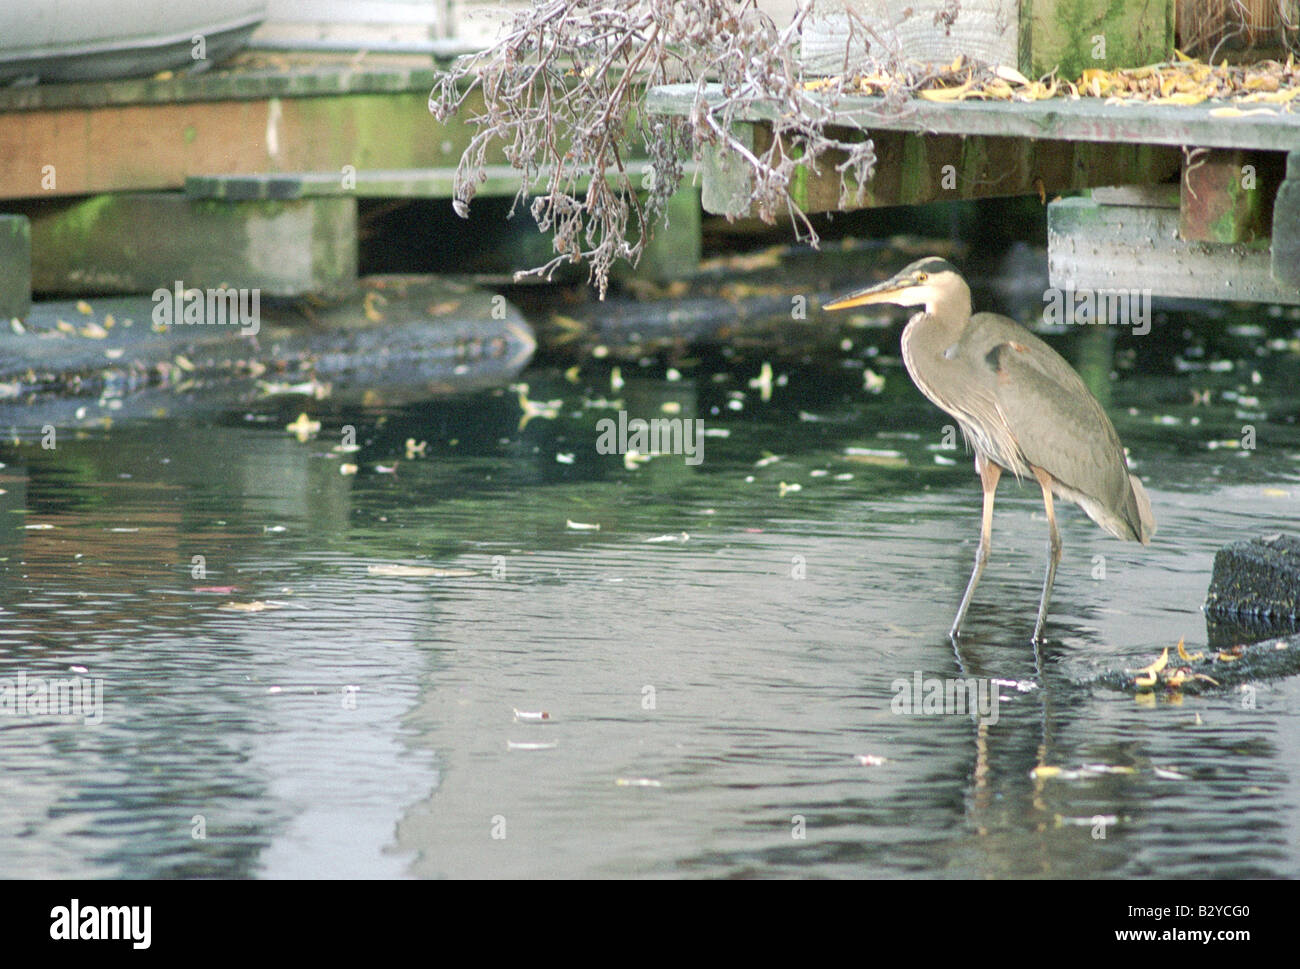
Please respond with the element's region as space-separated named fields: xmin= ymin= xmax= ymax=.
xmin=430 ymin=0 xmax=891 ymax=298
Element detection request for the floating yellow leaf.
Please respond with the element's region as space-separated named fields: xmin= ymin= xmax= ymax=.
xmin=1134 ymin=646 xmax=1170 ymax=688
xmin=363 ymin=290 xmax=386 ymax=323
xmin=1177 ymin=638 xmax=1204 ymax=663
xmin=285 ymin=412 xmax=320 ymax=441
xmin=219 ymin=601 xmax=281 ymax=612
xmin=516 ymin=385 xmax=561 ymax=430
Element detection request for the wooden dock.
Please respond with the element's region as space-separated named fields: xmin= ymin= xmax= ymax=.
xmin=645 ymin=82 xmax=1300 ymax=304
xmin=0 ymin=48 xmax=699 ymax=312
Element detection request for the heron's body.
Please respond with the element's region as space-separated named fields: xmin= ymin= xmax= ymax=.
xmin=826 ymin=257 xmax=1154 ymax=641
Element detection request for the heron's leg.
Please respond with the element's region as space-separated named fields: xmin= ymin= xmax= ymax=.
xmin=1031 ymin=466 xmax=1063 ymax=643
xmin=950 ymin=454 xmax=1001 ymax=639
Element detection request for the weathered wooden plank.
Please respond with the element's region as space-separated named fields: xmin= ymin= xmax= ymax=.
xmin=799 ymin=1 xmax=1019 ymax=74
xmin=0 ymin=88 xmax=500 ymax=200
xmin=646 ymin=83 xmax=1300 ymax=153
xmin=0 ymin=214 xmax=31 ymax=321
xmin=0 ymin=58 xmax=439 ymax=112
xmin=184 ymin=161 xmax=680 ymax=200
xmin=1048 ymin=195 xmax=1300 ymax=304
xmin=19 ymin=193 xmax=357 ymax=299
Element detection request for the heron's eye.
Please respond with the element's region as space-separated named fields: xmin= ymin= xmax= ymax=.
xmin=915 ymin=272 xmax=928 ymax=282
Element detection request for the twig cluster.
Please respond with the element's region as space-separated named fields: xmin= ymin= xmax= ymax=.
xmin=430 ymin=0 xmax=894 ymax=297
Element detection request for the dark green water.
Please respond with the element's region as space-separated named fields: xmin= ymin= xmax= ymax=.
xmin=2 ymin=305 xmax=1299 ymax=878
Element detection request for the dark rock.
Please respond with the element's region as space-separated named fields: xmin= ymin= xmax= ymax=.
xmin=1204 ymin=533 xmax=1300 ymax=622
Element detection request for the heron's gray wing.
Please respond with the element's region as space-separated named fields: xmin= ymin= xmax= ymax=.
xmin=966 ymin=314 xmax=1139 ymax=534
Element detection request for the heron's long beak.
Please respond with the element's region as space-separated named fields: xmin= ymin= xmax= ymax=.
xmin=823 ymin=275 xmax=912 ymax=311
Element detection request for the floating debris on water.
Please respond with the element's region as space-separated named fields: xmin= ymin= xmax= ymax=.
xmin=285 ymin=413 xmax=321 ymax=441
xmin=514 ymin=383 xmax=562 ymax=430
xmin=513 ymin=709 xmax=551 ymax=722
xmin=366 ymin=564 xmax=477 ymax=577
xmin=219 ymin=601 xmax=283 ymax=613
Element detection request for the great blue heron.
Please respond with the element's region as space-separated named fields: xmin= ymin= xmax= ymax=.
xmin=825 ymin=257 xmax=1155 ymax=642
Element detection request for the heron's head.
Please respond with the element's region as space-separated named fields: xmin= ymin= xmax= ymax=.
xmin=823 ymin=257 xmax=967 ymax=316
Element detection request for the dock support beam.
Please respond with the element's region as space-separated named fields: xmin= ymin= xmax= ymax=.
xmin=1273 ymin=151 xmax=1300 ymax=289
xmin=0 ymin=214 xmax=31 ymax=321
xmin=20 ymin=193 xmax=358 ymax=300
xmin=1048 ymin=187 xmax=1300 ymax=305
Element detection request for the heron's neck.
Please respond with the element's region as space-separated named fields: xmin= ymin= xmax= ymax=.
xmin=928 ymin=288 xmax=971 ymax=326
xmin=906 ymin=288 xmax=970 ymax=342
